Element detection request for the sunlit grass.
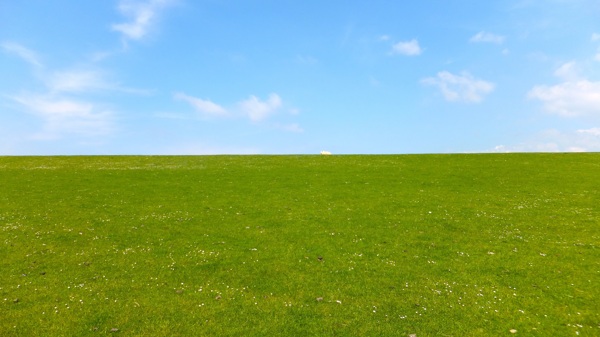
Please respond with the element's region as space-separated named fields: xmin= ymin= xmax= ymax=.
xmin=1 ymin=154 xmax=599 ymax=336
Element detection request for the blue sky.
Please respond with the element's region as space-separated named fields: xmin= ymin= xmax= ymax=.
xmin=1 ymin=0 xmax=600 ymax=155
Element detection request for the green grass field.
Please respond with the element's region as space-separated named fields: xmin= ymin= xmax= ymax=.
xmin=1 ymin=154 xmax=599 ymax=336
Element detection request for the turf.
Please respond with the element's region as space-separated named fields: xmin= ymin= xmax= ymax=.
xmin=1 ymin=154 xmax=599 ymax=336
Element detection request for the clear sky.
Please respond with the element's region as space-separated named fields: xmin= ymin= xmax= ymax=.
xmin=1 ymin=0 xmax=600 ymax=155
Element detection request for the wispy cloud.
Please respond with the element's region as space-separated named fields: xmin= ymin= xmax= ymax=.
xmin=276 ymin=123 xmax=304 ymax=133
xmin=421 ymin=71 xmax=495 ymax=103
xmin=11 ymin=94 xmax=114 ymax=139
xmin=173 ymin=92 xmax=300 ymax=129
xmin=577 ymin=127 xmax=600 ymax=136
xmin=238 ymin=94 xmax=282 ymax=122
xmin=3 ymin=41 xmax=146 ymax=95
xmin=2 ymin=43 xmax=134 ymax=140
xmin=469 ymin=31 xmax=506 ymax=44
xmin=111 ymin=0 xmax=176 ymax=41
xmin=46 ymin=68 xmax=150 ymax=95
xmin=592 ymin=33 xmax=600 ymax=41
xmin=174 ymin=93 xmax=229 ymax=118
xmin=391 ymin=39 xmax=422 ymax=56
xmin=1 ymin=41 xmax=43 ymax=67
xmin=45 ymin=69 xmax=112 ymax=93
xmin=553 ymin=61 xmax=580 ymax=81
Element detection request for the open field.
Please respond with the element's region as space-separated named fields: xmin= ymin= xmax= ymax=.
xmin=1 ymin=154 xmax=599 ymax=336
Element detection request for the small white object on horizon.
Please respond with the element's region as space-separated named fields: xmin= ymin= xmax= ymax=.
xmin=320 ymin=151 xmax=332 ymax=155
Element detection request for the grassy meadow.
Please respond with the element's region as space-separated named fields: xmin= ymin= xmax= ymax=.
xmin=1 ymin=154 xmax=599 ymax=336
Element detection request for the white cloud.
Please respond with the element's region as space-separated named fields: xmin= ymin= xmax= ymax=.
xmin=528 ymin=80 xmax=600 ymax=117
xmin=3 ymin=41 xmax=144 ymax=95
xmin=174 ymin=92 xmax=294 ymax=125
xmin=1 ymin=41 xmax=43 ymax=67
xmin=45 ymin=69 xmax=111 ymax=93
xmin=553 ymin=61 xmax=580 ymax=81
xmin=275 ymin=123 xmax=304 ymax=133
xmin=379 ymin=35 xmax=391 ymax=41
xmin=12 ymin=94 xmax=114 ymax=138
xmin=174 ymin=93 xmax=228 ymax=118
xmin=391 ymin=39 xmax=422 ymax=56
xmin=469 ymin=31 xmax=506 ymax=44
xmin=111 ymin=0 xmax=176 ymax=40
xmin=577 ymin=127 xmax=600 ymax=136
xmin=40 ymin=67 xmax=150 ymax=95
xmin=595 ymin=49 xmax=600 ymax=62
xmin=238 ymin=93 xmax=282 ymax=122
xmin=2 ymin=43 xmax=120 ymax=140
xmin=421 ymin=71 xmax=495 ymax=103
